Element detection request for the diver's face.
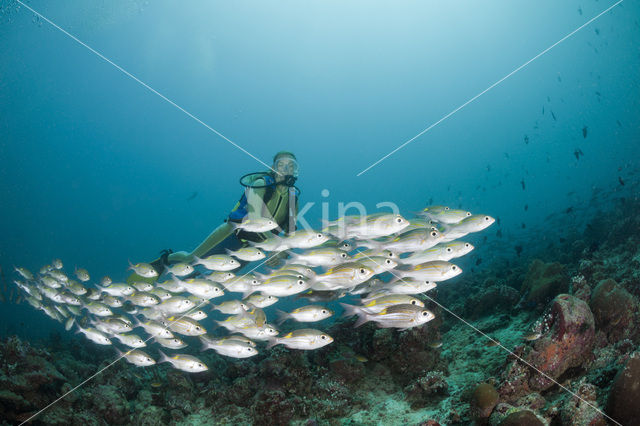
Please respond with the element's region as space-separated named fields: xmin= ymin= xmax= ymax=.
xmin=274 ymin=156 xmax=298 ymax=182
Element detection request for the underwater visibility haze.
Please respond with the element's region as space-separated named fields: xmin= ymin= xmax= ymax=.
xmin=1 ymin=0 xmax=640 ymax=424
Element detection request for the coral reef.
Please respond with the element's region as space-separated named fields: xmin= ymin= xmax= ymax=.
xmin=520 ymin=259 xmax=568 ymax=307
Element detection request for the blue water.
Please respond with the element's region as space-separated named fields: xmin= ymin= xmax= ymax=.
xmin=1 ymin=0 xmax=639 ymax=339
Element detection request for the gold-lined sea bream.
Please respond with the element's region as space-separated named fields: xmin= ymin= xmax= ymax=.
xmin=134 ymin=318 xmax=174 ymax=338
xmin=75 ymin=267 xmax=90 ymax=282
xmin=165 ymin=262 xmax=194 ymax=277
xmin=381 ymin=279 xmax=437 ymax=295
xmin=155 ymin=296 xmax=195 ymax=314
xmin=243 ymin=293 xmax=279 ymax=308
xmin=286 ymin=247 xmax=350 ymax=267
xmin=341 ymin=303 xmax=435 ymax=329
xmin=158 ymin=351 xmax=208 ymax=372
xmin=213 ymin=300 xmax=249 ymax=314
xmin=363 ymin=228 xmax=444 ymax=253
xmin=440 ymin=214 xmax=495 ymax=242
xmin=279 ymin=230 xmax=330 ymax=250
xmin=200 ymin=335 xmax=258 ymax=358
xmin=128 ymin=262 xmax=158 ymax=278
xmin=396 ymin=260 xmax=462 ymax=281
xmin=230 ymin=217 xmax=279 ymax=233
xmin=117 ymin=348 xmax=156 ymax=367
xmin=173 ymin=277 xmax=224 ymax=299
xmin=154 ymin=337 xmax=188 ymax=349
xmin=418 ymin=205 xmax=472 ymax=224
xmin=313 ymin=263 xmax=374 ymax=290
xmin=166 ymin=316 xmax=207 ymax=336
xmin=113 ymin=333 xmax=147 ymax=348
xmin=357 ymin=294 xmax=424 ymax=313
xmin=14 ymin=267 xmax=34 ymax=281
xmin=276 ymin=305 xmax=334 ymax=324
xmin=400 ymin=241 xmax=474 ymax=265
xmin=225 ymin=247 xmax=266 ymax=262
xmin=249 ymin=275 xmax=310 ymax=297
xmin=266 ymin=329 xmax=333 ymax=350
xmin=96 ymin=283 xmax=135 ymax=297
xmin=76 ymin=326 xmax=112 ymax=345
xmin=193 ymin=254 xmax=240 ymax=271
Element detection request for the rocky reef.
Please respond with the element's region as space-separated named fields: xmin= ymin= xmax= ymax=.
xmin=1 ymin=200 xmax=639 ymax=425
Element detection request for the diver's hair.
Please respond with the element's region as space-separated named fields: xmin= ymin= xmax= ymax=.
xmin=273 ymin=151 xmax=296 ymax=163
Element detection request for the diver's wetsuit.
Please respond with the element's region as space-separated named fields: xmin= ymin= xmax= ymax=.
xmin=198 ymin=174 xmax=298 ymax=258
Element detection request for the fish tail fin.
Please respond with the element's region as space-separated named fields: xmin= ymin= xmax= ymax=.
xmin=275 ymin=309 xmax=289 ymax=326
xmin=340 ymin=303 xmax=369 ymax=327
xmin=265 ymin=337 xmax=280 ymax=350
xmin=157 ymin=350 xmax=170 ymax=364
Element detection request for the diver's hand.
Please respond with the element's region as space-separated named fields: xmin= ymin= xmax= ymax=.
xmin=265 ymin=251 xmax=288 ymax=268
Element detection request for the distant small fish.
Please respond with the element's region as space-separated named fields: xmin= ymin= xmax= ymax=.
xmin=594 ymin=28 xmax=600 ymax=36
xmin=521 ymin=223 xmax=526 ymax=229
xmin=616 ymin=120 xmax=622 ymax=128
xmin=565 ymin=206 xmax=574 ymax=214
xmin=515 ymin=245 xmax=523 ymax=257
xmin=187 ymin=192 xmax=198 ymax=201
xmin=582 ymin=126 xmax=588 ymax=138
xmin=523 ymin=332 xmax=542 ymax=341
xmin=524 ymin=135 xmax=529 ymax=145
xmin=618 ymin=176 xmax=625 ymax=186
xmin=496 ymin=217 xmax=501 ymax=226
xmin=574 ymin=149 xmax=584 ymax=160
xmin=524 ymin=204 xmax=528 ymax=211
xmin=578 ymin=7 xmax=582 ymax=15
xmin=150 ymin=382 xmax=163 ymax=388
xmin=496 ymin=229 xmax=503 ymax=238
xmin=559 ymin=237 xmax=566 ymax=243
xmin=353 ymin=355 xmax=368 ymax=363
xmin=551 ymin=110 xmax=557 ymax=120
xmin=475 ymin=258 xmax=482 ymax=266
xmin=542 ymin=106 xmax=545 ymax=115
xmin=547 ymin=96 xmax=551 ymax=102
xmin=504 ymin=152 xmax=510 ymax=159
xmin=482 ymin=236 xmax=487 ymax=243
xmin=486 ymin=164 xmax=491 ymax=172
xmin=520 ymin=179 xmax=525 ymax=190
xmin=429 ymin=341 xmax=443 ymax=349
xmin=485 ymin=340 xmax=499 ymax=347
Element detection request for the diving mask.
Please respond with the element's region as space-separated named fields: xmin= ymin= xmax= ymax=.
xmin=274 ymin=157 xmax=299 ymax=179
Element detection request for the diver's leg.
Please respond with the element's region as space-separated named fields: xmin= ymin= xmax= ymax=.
xmin=167 ymin=222 xmax=236 ymax=263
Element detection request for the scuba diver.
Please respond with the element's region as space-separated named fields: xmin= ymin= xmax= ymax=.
xmin=127 ymin=151 xmax=300 ymax=283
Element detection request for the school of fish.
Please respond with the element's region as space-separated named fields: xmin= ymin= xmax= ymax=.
xmin=12 ymin=206 xmax=494 ymax=373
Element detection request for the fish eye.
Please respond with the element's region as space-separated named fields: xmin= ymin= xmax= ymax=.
xmin=431 ymin=231 xmax=437 ymax=237
xmin=317 ymin=233 xmax=323 ymax=238
xmin=465 ymin=243 xmax=470 ymax=247
xmin=466 ymin=212 xmax=472 ymax=216
xmin=341 ymin=253 xmax=347 ymax=258
xmin=411 ymin=300 xmax=417 ymax=305
xmin=452 ymin=266 xmax=457 ymax=270
xmin=444 ymin=207 xmax=450 ymax=210
xmin=198 ymin=363 xmax=203 ymax=367
xmin=485 ymin=216 xmax=490 ymax=221
xmin=447 ymin=248 xmax=452 ymax=252
xmin=386 ymin=259 xmax=392 ymax=264
xmin=298 ymin=280 xmax=305 ymax=285
xmin=396 ymin=218 xmax=402 ymax=223
xmin=147 ymin=358 xmax=152 ymax=362
xmin=321 ymin=335 xmax=326 ymax=339
xmin=360 ymin=268 xmax=366 ymax=274
xmin=196 ymin=326 xmax=201 ymax=331
xmin=322 ymin=310 xmax=327 ymax=314
xmin=422 ymin=311 xmax=428 ymax=316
